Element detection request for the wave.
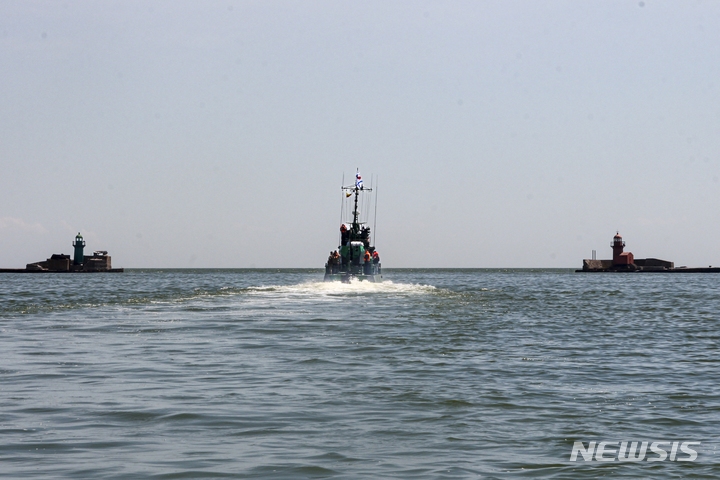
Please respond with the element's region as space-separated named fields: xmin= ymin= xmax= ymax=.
xmin=246 ymin=280 xmax=438 ymax=297
xmin=0 ymin=279 xmax=437 ymax=317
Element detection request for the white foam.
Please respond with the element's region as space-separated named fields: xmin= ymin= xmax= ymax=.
xmin=247 ymin=279 xmax=437 ymax=297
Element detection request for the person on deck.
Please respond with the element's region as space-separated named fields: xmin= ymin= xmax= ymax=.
xmin=363 ymin=250 xmax=372 ymax=275
xmin=340 ymin=224 xmax=349 ymax=245
xmin=361 ymin=227 xmax=370 ymax=249
xmin=332 ymin=250 xmax=340 ymax=273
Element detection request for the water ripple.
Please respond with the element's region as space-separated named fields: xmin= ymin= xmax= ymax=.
xmin=1 ymin=269 xmax=719 ymax=478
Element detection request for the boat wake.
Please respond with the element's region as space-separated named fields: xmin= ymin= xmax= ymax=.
xmin=246 ymin=280 xmax=437 ymax=297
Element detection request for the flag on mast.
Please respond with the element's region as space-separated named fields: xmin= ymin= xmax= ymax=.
xmin=355 ymin=170 xmax=363 ymax=189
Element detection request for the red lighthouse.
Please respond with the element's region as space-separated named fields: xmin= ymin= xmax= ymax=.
xmin=611 ymin=232 xmax=634 ymax=266
xmin=612 ymin=232 xmax=624 ymax=263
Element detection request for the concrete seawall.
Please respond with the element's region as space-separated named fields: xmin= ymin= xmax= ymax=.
xmin=0 ymin=268 xmax=124 ymax=273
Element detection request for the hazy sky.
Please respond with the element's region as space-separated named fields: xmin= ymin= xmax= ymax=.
xmin=2 ymin=1 xmax=720 ymax=268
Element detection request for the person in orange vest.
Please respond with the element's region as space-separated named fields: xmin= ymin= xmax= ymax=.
xmin=372 ymin=251 xmax=380 ymax=264
xmin=363 ymin=250 xmax=372 ymax=274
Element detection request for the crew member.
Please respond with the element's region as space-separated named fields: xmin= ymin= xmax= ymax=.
xmin=361 ymin=227 xmax=370 ymax=249
xmin=372 ymin=251 xmax=380 ymax=264
xmin=326 ymin=251 xmax=334 ymax=274
xmin=332 ymin=250 xmax=340 ymax=273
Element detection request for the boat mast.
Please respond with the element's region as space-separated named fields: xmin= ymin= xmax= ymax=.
xmin=352 ymin=186 xmax=360 ymax=233
xmin=341 ymin=170 xmax=371 ymax=239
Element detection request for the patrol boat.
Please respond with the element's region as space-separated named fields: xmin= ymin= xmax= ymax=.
xmin=324 ymin=171 xmax=382 ymax=282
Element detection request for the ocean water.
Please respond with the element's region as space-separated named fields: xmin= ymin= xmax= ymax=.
xmin=1 ymin=268 xmax=719 ymax=478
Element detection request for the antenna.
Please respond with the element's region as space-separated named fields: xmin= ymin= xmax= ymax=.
xmin=339 ymin=173 xmax=344 ymax=246
xmin=339 ymin=173 xmax=344 ymax=222
xmin=373 ymin=176 xmax=378 ymax=247
xmin=366 ymin=174 xmax=373 ymax=225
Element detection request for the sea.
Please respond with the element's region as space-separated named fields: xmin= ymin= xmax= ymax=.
xmin=1 ymin=268 xmax=719 ymax=479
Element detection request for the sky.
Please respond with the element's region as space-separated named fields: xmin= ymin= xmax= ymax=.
xmin=2 ymin=0 xmax=720 ymax=268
